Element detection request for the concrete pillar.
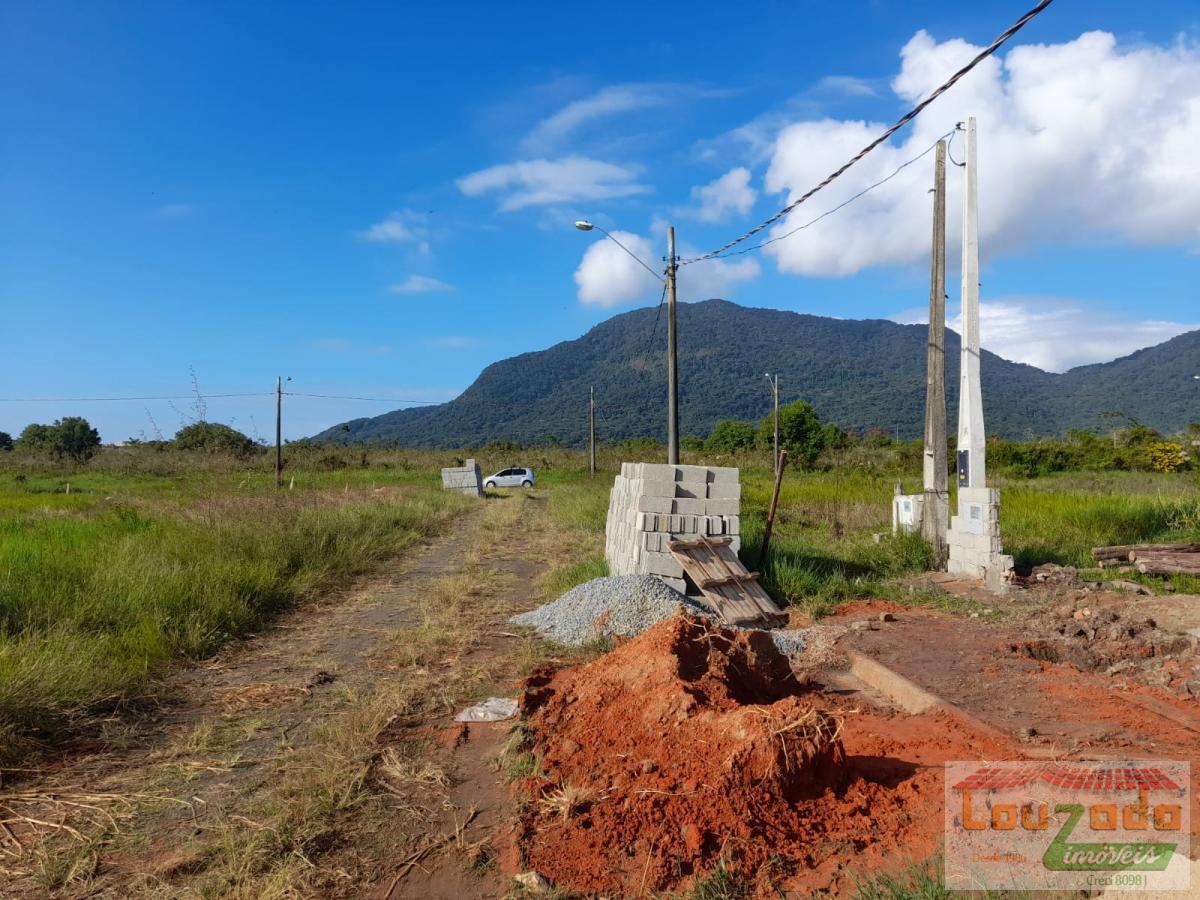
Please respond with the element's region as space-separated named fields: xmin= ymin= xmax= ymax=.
xmin=956 ymin=117 xmax=986 ymax=490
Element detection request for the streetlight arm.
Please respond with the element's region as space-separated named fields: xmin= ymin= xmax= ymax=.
xmin=578 ymin=223 xmax=665 ymax=283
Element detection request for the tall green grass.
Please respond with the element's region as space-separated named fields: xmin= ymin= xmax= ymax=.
xmin=0 ymin=473 xmax=467 ymax=758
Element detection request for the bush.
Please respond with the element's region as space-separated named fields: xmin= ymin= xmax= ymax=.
xmin=1147 ymin=441 xmax=1187 ymax=473
xmin=15 ymin=418 xmax=101 ymax=463
xmin=173 ymin=422 xmax=259 ymax=456
xmin=0 ymin=432 xmax=12 ymax=452
xmin=706 ymin=420 xmax=756 ymax=452
xmin=757 ymin=400 xmax=843 ymax=468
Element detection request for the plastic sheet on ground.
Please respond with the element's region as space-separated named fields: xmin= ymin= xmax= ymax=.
xmin=455 ymin=697 xmax=519 ymax=722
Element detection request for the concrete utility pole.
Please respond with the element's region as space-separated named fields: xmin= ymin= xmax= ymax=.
xmin=922 ymin=140 xmax=949 ymax=565
xmin=666 ymin=226 xmax=680 ymax=466
xmin=589 ymin=385 xmax=596 ymax=477
xmin=765 ymin=373 xmax=780 ymax=474
xmin=275 ymin=375 xmax=283 ymax=488
xmin=956 ymin=118 xmax=985 ymax=491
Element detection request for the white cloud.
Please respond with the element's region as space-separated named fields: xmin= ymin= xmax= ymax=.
xmin=573 ymin=230 xmax=759 ymax=307
xmin=892 ymin=297 xmax=1197 ymax=372
xmin=814 ymin=75 xmax=878 ymax=97
xmin=524 ymin=84 xmax=671 ymax=152
xmin=678 ymin=254 xmax=760 ymax=302
xmin=457 ymin=156 xmax=649 ymax=212
xmin=388 ymin=275 xmax=453 ymax=295
xmin=358 ymin=209 xmax=431 ymax=254
xmin=685 ymin=167 xmax=757 ymax=222
xmin=761 ymin=30 xmax=1200 ymax=277
xmin=427 ymin=336 xmax=481 ymax=350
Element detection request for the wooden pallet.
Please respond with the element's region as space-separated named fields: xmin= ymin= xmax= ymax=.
xmin=667 ymin=536 xmax=788 ymax=628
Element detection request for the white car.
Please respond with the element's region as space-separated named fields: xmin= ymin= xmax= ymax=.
xmin=484 ymin=466 xmax=536 ymax=489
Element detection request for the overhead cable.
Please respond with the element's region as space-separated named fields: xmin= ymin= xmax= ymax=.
xmin=682 ymin=0 xmax=1055 ymax=264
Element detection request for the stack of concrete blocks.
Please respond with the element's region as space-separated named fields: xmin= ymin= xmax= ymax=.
xmin=947 ymin=488 xmax=1013 ymax=587
xmin=440 ymin=458 xmax=482 ymax=497
xmin=605 ymin=463 xmax=741 ymax=593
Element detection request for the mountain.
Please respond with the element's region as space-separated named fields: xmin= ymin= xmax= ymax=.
xmin=313 ymin=300 xmax=1200 ymax=447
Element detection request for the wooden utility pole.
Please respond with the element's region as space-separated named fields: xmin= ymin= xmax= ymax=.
xmin=275 ymin=375 xmax=283 ymax=488
xmin=589 ymin=385 xmax=596 ymax=477
xmin=921 ymin=140 xmax=949 ymax=565
xmin=666 ymin=226 xmax=679 ymax=465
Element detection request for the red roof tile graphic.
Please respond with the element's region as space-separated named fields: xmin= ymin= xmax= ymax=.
xmin=952 ymin=765 xmax=1181 ymax=792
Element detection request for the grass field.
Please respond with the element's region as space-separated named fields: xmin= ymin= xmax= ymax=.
xmin=0 ymin=458 xmax=475 ymax=760
xmin=3 ymin=444 xmax=1198 ymax=762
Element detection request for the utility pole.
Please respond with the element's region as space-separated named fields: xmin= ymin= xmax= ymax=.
xmin=666 ymin=226 xmax=679 ymax=465
xmin=956 ymin=117 xmax=985 ymax=491
xmin=921 ymin=139 xmax=949 ymax=565
xmin=765 ymin=373 xmax=780 ymax=474
xmin=275 ymin=375 xmax=283 ymax=488
xmin=589 ymin=385 xmax=596 ymax=477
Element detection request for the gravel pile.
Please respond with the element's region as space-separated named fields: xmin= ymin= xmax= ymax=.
xmin=511 ymin=575 xmax=710 ymax=646
xmin=514 ymin=575 xmax=812 ymax=657
xmin=767 ymin=630 xmax=808 ymax=656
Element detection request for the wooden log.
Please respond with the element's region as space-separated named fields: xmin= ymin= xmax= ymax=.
xmin=1092 ymin=543 xmax=1200 ymax=561
xmin=1136 ymin=559 xmax=1200 ymax=576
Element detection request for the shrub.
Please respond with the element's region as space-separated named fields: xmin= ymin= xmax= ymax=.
xmin=16 ymin=418 xmax=101 ymax=463
xmin=706 ymin=420 xmax=756 ymax=452
xmin=173 ymin=422 xmax=259 ymax=456
xmin=1147 ymin=441 xmax=1187 ymax=473
xmin=758 ymin=400 xmax=842 ymax=468
xmin=0 ymin=432 xmax=12 ymax=452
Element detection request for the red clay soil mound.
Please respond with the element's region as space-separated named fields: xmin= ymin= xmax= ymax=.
xmin=515 ymin=613 xmax=973 ymax=896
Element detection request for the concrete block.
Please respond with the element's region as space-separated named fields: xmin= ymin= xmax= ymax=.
xmin=671 ymin=498 xmax=706 ymax=515
xmin=707 ymin=466 xmax=739 ymax=483
xmin=725 ymin=515 xmax=740 ymax=536
xmin=638 ymin=478 xmax=678 ymax=498
xmin=643 ymin=552 xmax=684 ymax=578
xmin=705 ymin=516 xmax=724 ymax=536
xmin=674 ymin=465 xmax=709 ymax=483
xmin=706 ymin=482 xmax=741 ymax=500
xmin=675 ymin=484 xmax=704 ymax=500
xmin=636 ymin=496 xmax=673 ymax=514
xmin=704 ymin=499 xmax=739 ymax=516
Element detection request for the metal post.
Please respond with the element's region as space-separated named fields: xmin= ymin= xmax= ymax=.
xmin=772 ymin=375 xmax=780 ymax=475
xmin=274 ymin=375 xmax=283 ymax=488
xmin=589 ymin=385 xmax=596 ymax=477
xmin=922 ymin=140 xmax=949 ymax=565
xmin=666 ymin=226 xmax=679 ymax=465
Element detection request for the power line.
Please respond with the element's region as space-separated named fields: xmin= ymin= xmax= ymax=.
xmin=683 ymin=0 xmax=1055 ymax=264
xmin=284 ymin=392 xmax=442 ymax=404
xmin=0 ymin=392 xmax=270 ymax=402
xmin=682 ymin=130 xmax=954 ymax=263
xmin=645 ymin=280 xmax=669 ymax=355
xmin=0 ymin=392 xmax=443 ymax=405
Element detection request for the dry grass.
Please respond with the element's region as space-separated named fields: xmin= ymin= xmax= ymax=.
xmin=538 ymin=782 xmax=595 ymax=822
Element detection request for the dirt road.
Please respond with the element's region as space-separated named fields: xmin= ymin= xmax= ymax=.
xmin=1 ymin=492 xmax=578 ymax=898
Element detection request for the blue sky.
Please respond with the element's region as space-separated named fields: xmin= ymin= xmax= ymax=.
xmin=2 ymin=1 xmax=1198 ymax=441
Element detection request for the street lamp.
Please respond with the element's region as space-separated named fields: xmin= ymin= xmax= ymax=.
xmin=575 ymin=219 xmax=679 ymax=465
xmin=764 ymin=374 xmax=780 ymax=474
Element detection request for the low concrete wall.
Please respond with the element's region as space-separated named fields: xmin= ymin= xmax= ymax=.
xmin=441 ymin=458 xmax=482 ymax=497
